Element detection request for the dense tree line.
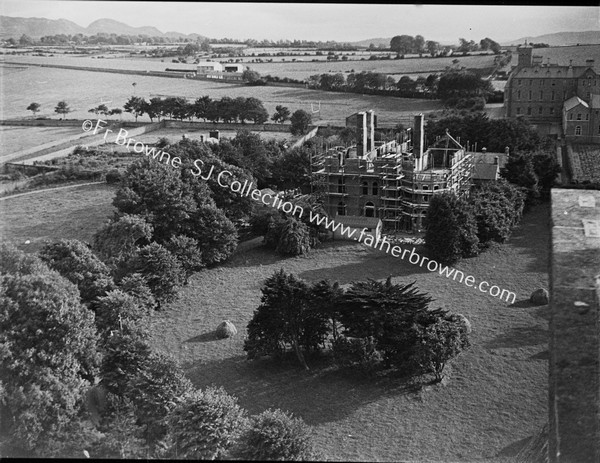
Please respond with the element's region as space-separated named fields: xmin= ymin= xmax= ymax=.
xmin=121 ymin=95 xmax=269 ymax=124
xmin=245 ymin=270 xmax=470 ymax=380
xmin=11 ymin=32 xmax=207 ymax=47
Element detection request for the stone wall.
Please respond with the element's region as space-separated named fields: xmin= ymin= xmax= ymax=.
xmin=549 ymin=188 xmax=600 ymax=462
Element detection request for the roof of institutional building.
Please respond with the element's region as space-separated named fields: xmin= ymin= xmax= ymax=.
xmin=511 ymin=65 xmax=595 ymax=79
xmin=334 ymin=215 xmax=381 ymax=230
xmin=564 ymin=96 xmax=589 ymax=111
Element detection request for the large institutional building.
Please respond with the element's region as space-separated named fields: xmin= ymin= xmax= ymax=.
xmin=313 ymin=112 xmax=476 ymax=233
xmin=504 ymin=44 xmax=600 ymax=143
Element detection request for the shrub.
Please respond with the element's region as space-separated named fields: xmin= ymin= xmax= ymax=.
xmin=39 ymin=239 xmax=115 ymax=304
xmin=425 ymin=192 xmax=479 ymax=264
xmin=127 ymin=352 xmax=193 ymax=447
xmin=91 ymin=289 xmax=148 ymax=336
xmin=122 ymin=243 xmax=184 ymax=308
xmin=244 ymin=270 xmax=330 ymax=370
xmin=165 ymin=234 xmax=204 ymax=284
xmin=105 ymin=169 xmax=122 ymax=184
xmin=275 ymin=216 xmax=311 ymax=256
xmin=235 ymin=409 xmax=316 ymax=461
xmin=167 ymin=387 xmax=246 ymax=460
xmin=413 ymin=318 xmax=470 ymax=382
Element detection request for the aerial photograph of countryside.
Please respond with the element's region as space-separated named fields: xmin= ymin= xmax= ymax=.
xmin=0 ymin=1 xmax=599 ymax=461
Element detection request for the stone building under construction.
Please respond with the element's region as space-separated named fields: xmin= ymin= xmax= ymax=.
xmin=313 ymin=111 xmax=474 ymax=233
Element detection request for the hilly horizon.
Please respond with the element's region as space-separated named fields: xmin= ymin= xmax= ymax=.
xmin=0 ymin=15 xmax=208 ymax=41
xmin=0 ymin=15 xmax=598 ymax=48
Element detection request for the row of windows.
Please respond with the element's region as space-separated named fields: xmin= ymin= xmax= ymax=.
xmin=337 ymin=201 xmax=376 ymax=217
xmin=517 ymin=77 xmax=598 ymax=87
xmin=568 ymin=113 xmax=590 ymax=121
xmin=516 ymin=106 xmax=555 ymax=115
xmin=338 ymin=180 xmax=379 ymax=196
xmin=516 ymin=90 xmax=559 ymax=101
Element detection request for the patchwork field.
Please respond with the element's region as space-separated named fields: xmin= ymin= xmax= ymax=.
xmin=0 ymin=181 xmax=550 ymax=461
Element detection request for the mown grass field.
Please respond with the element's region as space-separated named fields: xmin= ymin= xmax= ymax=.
xmin=0 ymin=183 xmax=116 ymax=253
xmin=0 ymin=181 xmax=549 ymax=462
xmin=0 ymin=126 xmax=84 ymax=158
xmin=1 ymin=63 xmax=443 ymax=129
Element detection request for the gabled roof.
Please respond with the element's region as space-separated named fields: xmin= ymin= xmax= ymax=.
xmin=564 ymin=96 xmax=589 ymax=112
xmin=334 ymin=215 xmax=381 ymax=229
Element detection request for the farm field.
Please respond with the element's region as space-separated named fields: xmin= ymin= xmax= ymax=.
xmin=0 ymin=64 xmax=443 ymax=126
xmin=0 ymin=183 xmax=116 ymax=253
xmin=1 ymin=51 xmax=499 ymax=81
xmin=0 ymin=180 xmax=550 ymax=461
xmin=247 ymin=53 xmax=498 ymax=80
xmin=0 ymin=126 xmax=86 ymax=158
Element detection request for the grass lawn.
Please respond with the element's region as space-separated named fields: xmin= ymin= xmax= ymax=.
xmin=148 ymin=203 xmax=550 ymax=462
xmin=0 ymin=183 xmax=116 ymax=253
xmin=0 ymin=181 xmax=549 ymax=461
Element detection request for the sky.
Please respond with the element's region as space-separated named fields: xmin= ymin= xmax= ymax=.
xmin=1 ymin=1 xmax=598 ymax=44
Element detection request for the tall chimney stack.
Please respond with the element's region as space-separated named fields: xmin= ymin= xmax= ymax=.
xmin=413 ymin=114 xmax=424 ymax=159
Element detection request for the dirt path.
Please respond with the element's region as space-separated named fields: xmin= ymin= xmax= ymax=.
xmin=0 ymin=181 xmax=105 ymax=201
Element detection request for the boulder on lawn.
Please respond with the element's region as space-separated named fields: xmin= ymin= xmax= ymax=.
xmin=216 ymin=320 xmax=237 ymax=339
xmin=530 ymin=288 xmax=549 ymax=305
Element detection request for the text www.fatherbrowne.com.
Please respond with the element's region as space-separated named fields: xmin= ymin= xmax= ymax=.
xmin=83 ymin=119 xmax=517 ymax=304
xmin=307 ymin=212 xmax=516 ymax=304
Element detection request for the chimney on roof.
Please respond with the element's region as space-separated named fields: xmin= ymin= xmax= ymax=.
xmin=505 ymin=146 xmax=510 ymax=156
xmin=586 ymin=59 xmax=595 ymax=69
xmin=494 ymin=156 xmax=499 ymax=165
xmin=413 ymin=114 xmax=424 ymax=159
xmin=482 ymin=147 xmax=487 ymax=153
xmin=569 ymin=59 xmax=573 ymax=67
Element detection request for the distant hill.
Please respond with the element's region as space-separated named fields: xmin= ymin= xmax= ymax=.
xmin=504 ymin=30 xmax=600 ymax=47
xmin=86 ymin=18 xmax=165 ymax=37
xmin=0 ymin=16 xmax=87 ymax=39
xmin=351 ymin=37 xmax=393 ymax=48
xmin=0 ymin=15 xmax=208 ymax=41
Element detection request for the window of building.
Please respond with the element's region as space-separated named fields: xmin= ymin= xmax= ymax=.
xmin=337 ymin=178 xmax=346 ymax=194
xmin=575 ymin=126 xmax=582 ymax=135
xmin=539 ymin=91 xmax=543 ymax=100
xmin=598 ymin=125 xmax=600 ymax=135
xmin=518 ymin=79 xmax=522 ymax=85
xmin=586 ymin=113 xmax=590 ymax=120
xmin=551 ymin=90 xmax=555 ymax=100
xmin=528 ymin=91 xmax=532 ymax=100
xmin=516 ymin=107 xmax=521 ymax=115
xmin=550 ymin=107 xmax=555 ymax=115
xmin=364 ymin=202 xmax=375 ymax=218
xmin=552 ymin=79 xmax=556 ymax=86
xmin=529 ymin=79 xmax=533 ymax=86
xmin=433 ymin=185 xmax=440 ymax=190
xmin=337 ymin=202 xmax=346 ymax=216
xmin=361 ymin=181 xmax=368 ymax=195
xmin=577 ymin=113 xmax=582 ymax=120
xmin=538 ymin=107 xmax=543 ymax=115
xmin=587 ymin=92 xmax=591 ymax=100
xmin=372 ymin=182 xmax=378 ymax=196
xmin=422 ymin=184 xmax=429 ymax=190
xmin=527 ymin=107 xmax=532 ymax=115
xmin=569 ymin=113 xmax=573 ymax=120
xmin=517 ymin=90 xmax=521 ymax=99
xmin=541 ymin=79 xmax=545 ymax=86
